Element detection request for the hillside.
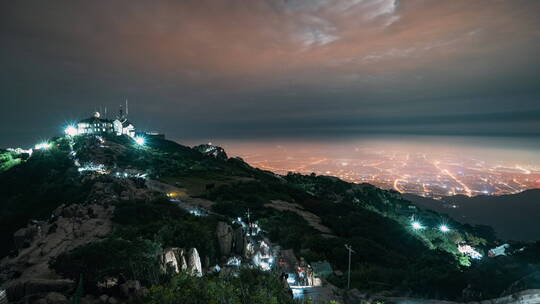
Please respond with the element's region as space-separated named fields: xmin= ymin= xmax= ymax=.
xmin=1 ymin=134 xmax=539 ymax=304
xmin=404 ymin=190 xmax=540 ymax=241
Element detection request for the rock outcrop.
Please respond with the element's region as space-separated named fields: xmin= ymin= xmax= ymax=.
xmin=161 ymin=247 xmax=201 ymax=276
xmin=216 ymin=222 xmax=234 ymax=256
xmin=13 ymin=225 xmax=39 ymax=250
xmin=193 ymin=144 xmax=228 ymax=160
xmin=187 ymin=248 xmax=202 ymax=277
xmin=0 ymin=204 xmax=113 ymax=286
xmin=233 ymin=227 xmax=246 ymax=256
xmin=161 ymin=248 xmax=188 ymax=274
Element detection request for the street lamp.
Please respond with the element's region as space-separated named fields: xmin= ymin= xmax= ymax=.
xmin=344 ymin=244 xmax=355 ymax=289
xmin=64 ymin=125 xmax=78 ymax=136
xmin=439 ymin=224 xmax=450 ymax=233
xmin=411 ymin=221 xmax=424 ymax=230
xmin=134 ymin=136 xmax=145 ymax=146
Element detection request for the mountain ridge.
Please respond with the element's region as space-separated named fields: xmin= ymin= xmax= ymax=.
xmin=1 ymin=134 xmax=539 ymax=303
xmin=404 ymin=189 xmax=540 ymax=241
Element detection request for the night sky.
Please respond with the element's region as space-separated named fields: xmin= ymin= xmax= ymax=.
xmin=1 ymin=0 xmax=540 ymax=147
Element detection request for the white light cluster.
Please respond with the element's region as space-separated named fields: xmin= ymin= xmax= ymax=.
xmin=35 ymin=142 xmax=51 ymax=150
xmin=458 ymin=244 xmax=483 ymax=260
xmin=77 ymin=163 xmax=107 ymax=174
xmin=259 ymin=257 xmax=274 ymax=271
xmin=439 ymin=224 xmax=450 ymax=233
xmin=64 ymin=125 xmax=79 ymax=136
xmin=7 ymin=148 xmax=33 ymax=156
xmin=411 ymin=221 xmax=425 ymax=230
xmin=226 ymin=257 xmax=241 ymax=267
xmin=134 ymin=136 xmax=145 ymax=146
xmin=113 ymin=171 xmax=148 ymax=179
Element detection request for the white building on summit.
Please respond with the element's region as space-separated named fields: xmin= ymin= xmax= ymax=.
xmin=74 ymin=102 xmax=135 ymax=137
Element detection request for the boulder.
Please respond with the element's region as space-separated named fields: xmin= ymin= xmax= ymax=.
xmin=98 ymin=294 xmax=109 ymax=304
xmin=6 ymin=279 xmax=74 ymax=302
xmin=13 ymin=226 xmax=38 ymax=249
xmin=347 ymin=288 xmax=367 ymax=303
xmin=120 ymin=280 xmax=141 ymax=299
xmin=216 ymin=222 xmax=234 ymax=256
xmin=187 ymin=248 xmax=202 ymax=277
xmin=161 ymin=248 xmax=187 ymax=273
xmin=107 ymin=297 xmax=118 ymax=304
xmin=80 ymin=295 xmax=100 ymax=304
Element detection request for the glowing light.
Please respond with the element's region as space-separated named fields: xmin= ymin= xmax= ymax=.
xmin=64 ymin=125 xmax=78 ymax=136
xmin=226 ymin=257 xmax=241 ymax=267
xmin=35 ymin=142 xmax=51 ymax=150
xmin=134 ymin=136 xmax=145 ymax=146
xmin=411 ymin=221 xmax=425 ymax=230
xmin=77 ymin=163 xmax=107 ymax=174
xmin=458 ymin=244 xmax=482 ymax=260
xmin=439 ymin=224 xmax=450 ymax=233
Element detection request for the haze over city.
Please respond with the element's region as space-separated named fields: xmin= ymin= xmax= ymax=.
xmin=215 ymin=136 xmax=540 ymax=198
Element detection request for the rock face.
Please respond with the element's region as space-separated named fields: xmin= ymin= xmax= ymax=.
xmin=162 ymin=248 xmax=187 ymax=273
xmin=193 ymin=144 xmax=228 ymax=160
xmin=0 ymin=204 xmax=114 ymax=285
xmin=233 ymin=227 xmax=246 ymax=256
xmin=187 ymin=248 xmax=202 ymax=277
xmin=216 ymin=222 xmax=234 ymax=256
xmin=0 ymin=174 xmax=162 ymax=288
xmin=13 ymin=226 xmax=39 ymax=250
xmin=5 ymin=279 xmax=74 ymax=302
xmin=161 ymin=247 xmax=201 ymax=276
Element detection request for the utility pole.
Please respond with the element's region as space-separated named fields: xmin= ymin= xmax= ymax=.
xmin=345 ymin=244 xmax=355 ymax=289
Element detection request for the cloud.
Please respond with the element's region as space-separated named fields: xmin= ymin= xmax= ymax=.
xmin=1 ymin=0 xmax=540 ymax=145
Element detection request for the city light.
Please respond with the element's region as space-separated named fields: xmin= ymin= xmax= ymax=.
xmin=134 ymin=136 xmax=145 ymax=146
xmin=34 ymin=142 xmax=51 ymax=150
xmin=411 ymin=221 xmax=425 ymax=230
xmin=439 ymin=224 xmax=450 ymax=233
xmin=64 ymin=125 xmax=78 ymax=136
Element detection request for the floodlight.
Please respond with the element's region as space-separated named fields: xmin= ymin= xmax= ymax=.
xmin=134 ymin=136 xmax=145 ymax=146
xmin=35 ymin=142 xmax=51 ymax=150
xmin=439 ymin=224 xmax=450 ymax=233
xmin=411 ymin=221 xmax=424 ymax=230
xmin=64 ymin=125 xmax=78 ymax=136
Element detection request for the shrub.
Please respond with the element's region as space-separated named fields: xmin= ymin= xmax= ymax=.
xmin=50 ymin=238 xmax=162 ymax=290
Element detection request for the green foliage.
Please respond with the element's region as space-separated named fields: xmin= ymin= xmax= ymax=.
xmin=0 ymin=151 xmax=24 ymax=172
xmin=259 ymin=211 xmax=317 ymax=252
xmin=144 ymin=268 xmax=294 ymax=304
xmin=50 ymin=237 xmax=163 ymax=290
xmin=113 ymin=199 xmax=220 ymax=264
xmin=0 ymin=144 xmax=87 ymax=257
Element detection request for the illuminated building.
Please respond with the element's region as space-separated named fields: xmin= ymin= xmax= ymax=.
xmin=73 ymin=101 xmax=136 ymax=137
xmin=76 ymin=112 xmax=115 ymax=135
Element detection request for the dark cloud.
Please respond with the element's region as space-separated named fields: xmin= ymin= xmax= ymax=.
xmin=1 ymin=0 xmax=540 ymax=146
